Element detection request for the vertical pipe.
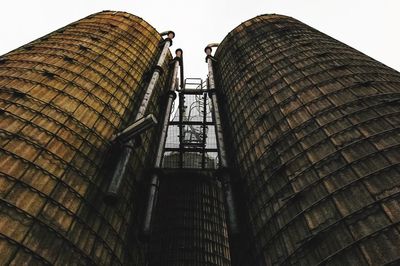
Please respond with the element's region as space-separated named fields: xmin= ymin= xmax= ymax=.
xmin=205 ymin=46 xmax=239 ymax=235
xmin=201 ymin=93 xmax=207 ymax=168
xmin=177 ymin=52 xmax=185 ymax=168
xmin=143 ymin=49 xmax=182 ymax=236
xmin=177 ymin=47 xmax=185 ymax=169
xmin=178 ymin=91 xmax=185 ymax=168
xmin=106 ymin=32 xmax=175 ymax=200
xmin=136 ymin=32 xmax=174 ymax=120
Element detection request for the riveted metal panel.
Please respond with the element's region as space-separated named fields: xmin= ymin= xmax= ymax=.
xmin=214 ymin=14 xmax=400 ymax=265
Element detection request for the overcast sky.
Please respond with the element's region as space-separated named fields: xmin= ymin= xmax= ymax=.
xmin=1 ymin=0 xmax=399 ymax=78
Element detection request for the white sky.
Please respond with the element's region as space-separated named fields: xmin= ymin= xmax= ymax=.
xmin=1 ymin=0 xmax=399 ymax=78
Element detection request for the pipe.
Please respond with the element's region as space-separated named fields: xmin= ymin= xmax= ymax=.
xmin=177 ymin=49 xmax=185 ymax=166
xmin=105 ymin=32 xmax=175 ymax=202
xmin=142 ymin=49 xmax=182 ymax=236
xmin=160 ymin=30 xmax=175 ymax=38
xmin=136 ymin=31 xmax=175 ymax=120
xmin=206 ymin=43 xmax=220 ymax=48
xmin=178 ymin=89 xmax=185 ymax=167
xmin=201 ymin=93 xmax=207 ymax=168
xmin=179 ymin=49 xmax=184 ymax=90
xmin=205 ymin=45 xmax=227 ymax=166
xmin=154 ymin=49 xmax=181 ymax=168
xmin=205 ymin=45 xmax=239 ymax=235
xmin=110 ymin=114 xmax=157 ymax=143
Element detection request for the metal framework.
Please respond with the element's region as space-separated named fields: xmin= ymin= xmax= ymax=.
xmin=162 ymin=78 xmax=219 ymax=169
xmin=146 ymin=67 xmax=232 ymax=265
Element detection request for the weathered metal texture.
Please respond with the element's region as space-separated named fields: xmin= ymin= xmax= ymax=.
xmin=0 ymin=11 xmax=170 ymax=265
xmin=214 ymin=14 xmax=400 ymax=265
xmin=150 ymin=170 xmax=231 ymax=266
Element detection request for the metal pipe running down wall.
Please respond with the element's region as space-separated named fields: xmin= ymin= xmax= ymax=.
xmin=205 ymin=45 xmax=239 ymax=236
xmin=142 ymin=49 xmax=182 ymax=236
xmin=105 ymin=31 xmax=175 ymax=201
xmin=178 ymin=86 xmax=185 ymax=168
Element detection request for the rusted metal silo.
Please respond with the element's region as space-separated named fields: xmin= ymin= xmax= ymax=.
xmin=0 ymin=11 xmax=171 ymax=265
xmin=213 ymin=14 xmax=400 ymax=265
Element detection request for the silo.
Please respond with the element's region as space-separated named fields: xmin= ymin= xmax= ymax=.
xmin=213 ymin=15 xmax=400 ymax=265
xmin=0 ymin=11 xmax=171 ymax=265
xmin=149 ymin=171 xmax=231 ymax=266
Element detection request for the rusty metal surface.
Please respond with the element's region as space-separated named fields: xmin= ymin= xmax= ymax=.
xmin=0 ymin=11 xmax=170 ymax=265
xmin=214 ymin=14 xmax=400 ymax=265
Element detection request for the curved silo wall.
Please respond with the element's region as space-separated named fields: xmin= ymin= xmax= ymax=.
xmin=149 ymin=171 xmax=231 ymax=266
xmin=214 ymin=14 xmax=400 ymax=265
xmin=0 ymin=11 xmax=170 ymax=265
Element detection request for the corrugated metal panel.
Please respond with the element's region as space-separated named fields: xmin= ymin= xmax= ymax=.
xmin=214 ymin=14 xmax=400 ymax=265
xmin=150 ymin=170 xmax=231 ymax=266
xmin=0 ymin=11 xmax=170 ymax=265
